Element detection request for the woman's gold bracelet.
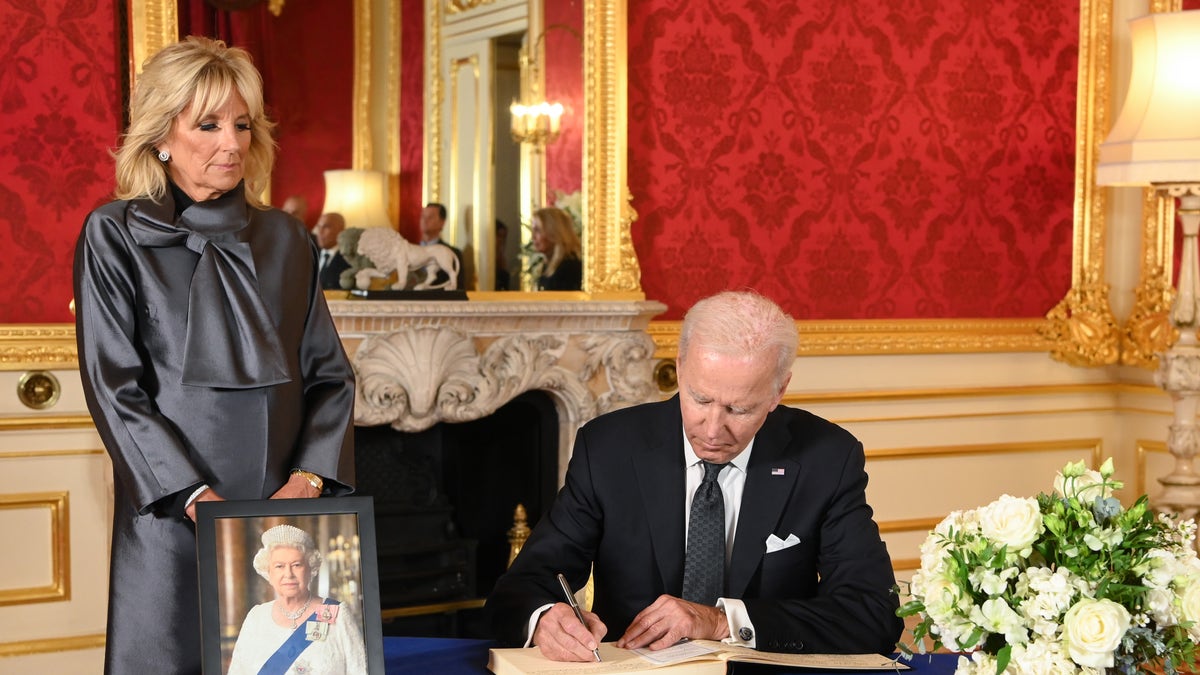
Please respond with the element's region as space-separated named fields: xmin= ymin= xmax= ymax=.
xmin=291 ymin=469 xmax=324 ymax=492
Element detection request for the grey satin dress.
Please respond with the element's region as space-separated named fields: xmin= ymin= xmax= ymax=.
xmin=73 ymin=183 xmax=356 ymax=674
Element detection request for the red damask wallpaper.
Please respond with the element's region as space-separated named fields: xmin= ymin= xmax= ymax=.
xmin=628 ymin=1 xmax=1079 ymax=320
xmin=544 ymin=0 xmax=584 ymax=200
xmin=0 ymin=0 xmax=121 ymax=324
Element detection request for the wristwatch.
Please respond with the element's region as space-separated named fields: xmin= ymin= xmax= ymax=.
xmin=291 ymin=469 xmax=324 ymax=492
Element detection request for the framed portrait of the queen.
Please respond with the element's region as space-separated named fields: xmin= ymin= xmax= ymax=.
xmin=195 ymin=497 xmax=383 ymax=674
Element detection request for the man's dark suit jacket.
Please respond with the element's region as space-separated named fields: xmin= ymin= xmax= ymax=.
xmin=317 ymin=250 xmax=351 ymax=290
xmin=486 ymin=396 xmax=903 ymax=654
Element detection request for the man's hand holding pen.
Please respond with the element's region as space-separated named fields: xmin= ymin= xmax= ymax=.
xmin=532 ymin=603 xmax=608 ymax=662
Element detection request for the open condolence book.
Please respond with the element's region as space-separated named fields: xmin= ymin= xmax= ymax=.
xmin=488 ymin=639 xmax=909 ymax=674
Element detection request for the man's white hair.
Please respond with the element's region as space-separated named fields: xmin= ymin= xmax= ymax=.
xmin=251 ymin=524 xmax=322 ymax=582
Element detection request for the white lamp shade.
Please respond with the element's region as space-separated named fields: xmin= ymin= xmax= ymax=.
xmin=321 ymin=169 xmax=392 ymax=229
xmin=1097 ymin=10 xmax=1200 ymax=186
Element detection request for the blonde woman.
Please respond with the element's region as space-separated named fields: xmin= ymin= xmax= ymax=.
xmin=73 ymin=37 xmax=355 ymax=674
xmin=530 ymin=206 xmax=583 ymax=291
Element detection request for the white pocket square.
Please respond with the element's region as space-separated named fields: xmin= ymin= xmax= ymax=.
xmin=765 ymin=533 xmax=801 ymax=553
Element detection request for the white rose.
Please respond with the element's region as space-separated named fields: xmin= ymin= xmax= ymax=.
xmin=1179 ymin=575 xmax=1200 ymax=627
xmin=1061 ymin=598 xmax=1131 ymax=668
xmin=1053 ymin=469 xmax=1106 ymax=501
xmin=978 ymin=495 xmax=1043 ymax=552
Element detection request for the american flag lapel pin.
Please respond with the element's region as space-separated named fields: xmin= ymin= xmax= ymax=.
xmin=771 ymin=467 xmax=786 ymax=476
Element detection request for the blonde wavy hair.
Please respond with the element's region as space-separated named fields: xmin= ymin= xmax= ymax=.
xmin=113 ymin=36 xmax=276 ymax=207
xmin=532 ymin=207 xmax=581 ymax=277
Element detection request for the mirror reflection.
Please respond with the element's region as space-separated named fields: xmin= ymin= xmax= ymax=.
xmin=174 ymin=0 xmax=584 ymax=293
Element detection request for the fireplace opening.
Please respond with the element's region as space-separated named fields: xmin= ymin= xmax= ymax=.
xmin=353 ymin=390 xmax=560 ymax=637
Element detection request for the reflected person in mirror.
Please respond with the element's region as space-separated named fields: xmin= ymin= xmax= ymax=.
xmin=486 ymin=290 xmax=902 ymax=661
xmin=419 ymin=202 xmax=466 ymax=289
xmin=530 ymin=206 xmax=582 ymax=291
xmin=314 ymin=212 xmax=351 ymax=290
xmin=282 ymin=193 xmax=309 ymax=226
xmin=72 ymin=36 xmax=355 ymax=675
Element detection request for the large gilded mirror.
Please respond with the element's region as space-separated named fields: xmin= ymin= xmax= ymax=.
xmin=130 ymin=0 xmax=641 ymax=298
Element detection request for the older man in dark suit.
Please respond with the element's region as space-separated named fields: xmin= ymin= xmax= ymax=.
xmin=313 ymin=212 xmax=351 ymax=290
xmin=486 ymin=290 xmax=902 ymax=661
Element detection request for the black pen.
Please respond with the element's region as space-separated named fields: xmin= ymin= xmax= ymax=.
xmin=556 ymin=573 xmax=602 ymax=662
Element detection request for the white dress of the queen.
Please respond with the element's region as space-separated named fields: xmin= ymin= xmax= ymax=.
xmin=226 ymin=600 xmax=367 ymax=674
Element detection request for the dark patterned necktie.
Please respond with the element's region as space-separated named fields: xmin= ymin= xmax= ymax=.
xmin=682 ymin=460 xmax=728 ymax=605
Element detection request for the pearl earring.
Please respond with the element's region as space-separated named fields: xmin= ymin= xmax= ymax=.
xmin=157 ymin=149 xmax=170 ymax=162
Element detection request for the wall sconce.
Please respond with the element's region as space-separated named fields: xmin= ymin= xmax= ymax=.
xmin=1097 ymin=10 xmax=1200 ymax=516
xmin=321 ymin=169 xmax=392 ymax=230
xmin=510 ymin=101 xmax=565 ymax=145
xmin=510 ymin=23 xmax=579 ymax=146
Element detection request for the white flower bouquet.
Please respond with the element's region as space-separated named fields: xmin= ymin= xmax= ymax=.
xmin=898 ymin=459 xmax=1200 ymax=674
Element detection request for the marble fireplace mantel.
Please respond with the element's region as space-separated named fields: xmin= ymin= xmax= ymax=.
xmin=327 ymin=298 xmax=667 ymax=476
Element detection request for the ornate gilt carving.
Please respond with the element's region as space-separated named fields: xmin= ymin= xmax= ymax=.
xmin=1121 ymin=264 xmax=1176 ymax=370
xmin=446 ymin=0 xmax=498 ymax=14
xmin=0 ymin=326 xmax=78 ymax=371
xmin=1040 ymin=0 xmax=1118 ymax=368
xmin=1041 ymin=280 xmax=1121 ymax=367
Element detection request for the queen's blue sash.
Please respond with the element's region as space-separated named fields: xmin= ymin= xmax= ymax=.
xmin=258 ymin=598 xmax=340 ymax=675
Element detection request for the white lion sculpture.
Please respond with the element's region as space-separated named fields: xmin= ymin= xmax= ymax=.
xmin=354 ymin=227 xmax=461 ymax=291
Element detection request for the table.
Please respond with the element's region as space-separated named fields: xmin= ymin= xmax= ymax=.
xmin=382 ymin=637 xmax=960 ymax=674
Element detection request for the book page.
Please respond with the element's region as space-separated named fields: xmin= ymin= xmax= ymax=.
xmin=488 ymin=641 xmax=909 ymax=675
xmin=631 ymin=640 xmax=721 ymax=664
xmin=696 ymin=641 xmax=909 ymax=670
xmin=488 ymin=642 xmax=724 ymax=675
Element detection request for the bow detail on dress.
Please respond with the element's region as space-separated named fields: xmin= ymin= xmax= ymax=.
xmin=127 ymin=185 xmax=291 ymax=389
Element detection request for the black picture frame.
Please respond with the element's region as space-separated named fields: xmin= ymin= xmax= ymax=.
xmin=195 ymin=497 xmax=383 ymax=674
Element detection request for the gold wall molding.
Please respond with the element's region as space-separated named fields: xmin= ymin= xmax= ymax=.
xmin=866 ymin=438 xmax=1102 ymax=465
xmin=0 ymin=325 xmax=77 ymax=371
xmin=788 ymin=381 xmax=1161 ymax=406
xmin=584 ymin=0 xmax=641 ymax=294
xmin=0 ymin=492 xmax=70 ymax=606
xmin=0 ymin=633 xmax=105 ymax=658
xmin=0 ymin=448 xmax=103 ymax=459
xmin=649 ymin=318 xmax=1050 ymax=359
xmin=129 ymin=0 xmax=178 ymax=76
xmin=352 ymin=0 xmax=374 ymax=170
xmin=0 ymin=416 xmax=96 ymax=432
xmin=877 ymin=517 xmax=944 ymax=571
xmin=870 ymin=440 xmax=1104 ymax=570
xmin=1136 ymin=440 xmax=1168 ymax=499
xmin=1040 ymin=0 xmax=1118 ymax=367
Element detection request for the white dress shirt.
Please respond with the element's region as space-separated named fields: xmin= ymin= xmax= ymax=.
xmin=523 ymin=431 xmax=760 ymax=648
